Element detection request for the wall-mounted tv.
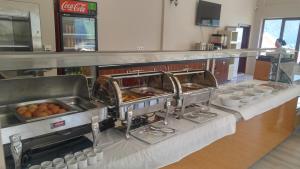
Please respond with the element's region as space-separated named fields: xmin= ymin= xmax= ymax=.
xmin=196 ymin=0 xmax=222 ymax=27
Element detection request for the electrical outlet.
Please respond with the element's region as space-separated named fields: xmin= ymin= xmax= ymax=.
xmin=136 ymin=46 xmax=144 ymax=51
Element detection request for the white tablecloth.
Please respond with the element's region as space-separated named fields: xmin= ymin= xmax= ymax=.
xmin=86 ymin=107 xmax=236 ymax=169
xmin=213 ymin=80 xmax=300 ymax=120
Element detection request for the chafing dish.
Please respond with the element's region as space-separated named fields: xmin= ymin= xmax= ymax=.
xmin=168 ymin=69 xmax=218 ymax=118
xmin=93 ymin=71 xmax=176 ymax=138
xmin=0 ymin=75 xmax=108 ymax=169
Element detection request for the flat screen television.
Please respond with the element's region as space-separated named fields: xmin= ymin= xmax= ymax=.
xmin=196 ymin=1 xmax=222 ymax=27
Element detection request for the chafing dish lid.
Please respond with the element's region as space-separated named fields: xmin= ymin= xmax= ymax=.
xmin=0 ymin=75 xmax=90 ymax=105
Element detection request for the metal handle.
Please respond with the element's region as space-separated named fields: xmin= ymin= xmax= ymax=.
xmin=126 ymin=106 xmax=133 ymax=139
xmin=10 ymin=134 xmax=22 ymax=169
xmin=164 ymin=98 xmax=172 ymax=125
xmin=91 ymin=116 xmax=100 ymax=148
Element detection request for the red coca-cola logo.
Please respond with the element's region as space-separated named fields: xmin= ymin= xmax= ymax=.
xmin=60 ymin=0 xmax=88 ymax=14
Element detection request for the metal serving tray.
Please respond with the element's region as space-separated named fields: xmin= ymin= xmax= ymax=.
xmin=130 ymin=87 xmax=167 ymax=96
xmin=57 ymin=96 xmax=97 ymax=112
xmin=121 ymin=89 xmax=172 ymax=104
xmin=181 ymin=83 xmax=206 ymax=92
xmin=183 ymin=110 xmax=218 ymax=124
xmin=130 ymin=121 xmax=176 ymax=144
xmin=9 ymin=99 xmax=77 ymax=123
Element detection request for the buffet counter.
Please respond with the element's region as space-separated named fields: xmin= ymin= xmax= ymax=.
xmin=163 ymin=81 xmax=300 ymax=169
xmin=88 ymin=80 xmax=299 ymax=169
xmin=85 ymin=107 xmax=236 ymax=169
xmin=213 ymin=80 xmax=300 ymax=120
xmin=1 ymin=78 xmax=299 ymax=169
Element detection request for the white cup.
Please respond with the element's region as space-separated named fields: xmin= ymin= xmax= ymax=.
xmin=52 ymin=158 xmax=64 ymax=167
xmin=41 ymin=161 xmax=53 ymax=169
xmin=67 ymin=158 xmax=78 ymax=169
xmin=55 ymin=163 xmax=67 ymax=169
xmin=83 ymin=147 xmax=93 ymax=155
xmin=45 ymin=167 xmax=55 ymax=169
xmin=74 ymin=151 xmax=84 ymax=159
xmin=77 ymin=155 xmax=88 ymax=169
xmin=29 ymin=165 xmax=41 ymax=169
xmin=64 ymin=154 xmax=75 ymax=163
xmin=87 ymin=152 xmax=97 ymax=166
xmin=93 ymin=147 xmax=103 ymax=161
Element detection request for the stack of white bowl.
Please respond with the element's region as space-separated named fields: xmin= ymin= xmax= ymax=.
xmin=218 ymin=84 xmax=274 ymax=107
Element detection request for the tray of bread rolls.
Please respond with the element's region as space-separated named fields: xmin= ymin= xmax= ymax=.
xmin=10 ymin=99 xmax=77 ymax=122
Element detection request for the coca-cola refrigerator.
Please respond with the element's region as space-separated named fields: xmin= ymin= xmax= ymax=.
xmin=55 ymin=0 xmax=97 ymax=52
xmin=54 ymin=0 xmax=98 ymax=90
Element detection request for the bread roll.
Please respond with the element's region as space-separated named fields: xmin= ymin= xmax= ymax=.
xmin=58 ymin=109 xmax=66 ymax=114
xmin=23 ymin=111 xmax=32 ymax=118
xmin=17 ymin=106 xmax=28 ymax=114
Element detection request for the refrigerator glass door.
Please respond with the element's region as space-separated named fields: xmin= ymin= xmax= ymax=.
xmin=62 ymin=16 xmax=96 ymax=51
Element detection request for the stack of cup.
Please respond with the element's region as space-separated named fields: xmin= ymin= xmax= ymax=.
xmin=93 ymin=146 xmax=104 ymax=162
xmin=83 ymin=147 xmax=97 ymax=166
xmin=55 ymin=163 xmax=67 ymax=169
xmin=52 ymin=158 xmax=66 ymax=169
xmin=28 ymin=147 xmax=104 ymax=169
xmin=66 ymin=158 xmax=78 ymax=169
xmin=64 ymin=154 xmax=78 ymax=169
xmin=29 ymin=165 xmax=41 ymax=169
xmin=76 ymin=155 xmax=88 ymax=169
xmin=41 ymin=161 xmax=53 ymax=169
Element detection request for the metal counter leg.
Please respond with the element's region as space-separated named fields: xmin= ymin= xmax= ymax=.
xmin=10 ymin=134 xmax=22 ymax=169
xmin=91 ymin=116 xmax=100 ymax=148
xmin=126 ymin=111 xmax=133 ymax=139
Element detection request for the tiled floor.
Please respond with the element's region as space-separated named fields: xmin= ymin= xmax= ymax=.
xmin=250 ymin=129 xmax=300 ymax=169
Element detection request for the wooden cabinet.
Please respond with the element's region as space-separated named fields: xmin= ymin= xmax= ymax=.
xmin=98 ymin=68 xmax=128 ymax=75
xmin=131 ymin=65 xmax=168 ymax=72
xmin=213 ymin=58 xmax=229 ymax=84
xmin=166 ymin=60 xmax=207 ymax=71
xmin=253 ymin=60 xmax=271 ymax=81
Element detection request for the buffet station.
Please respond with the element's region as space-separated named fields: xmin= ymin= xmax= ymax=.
xmin=0 ymin=75 xmax=110 ymax=169
xmin=0 ymin=51 xmax=299 ymax=169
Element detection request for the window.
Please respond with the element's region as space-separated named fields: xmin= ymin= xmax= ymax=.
xmin=260 ymin=18 xmax=300 ymax=61
xmin=261 ymin=19 xmax=282 ymax=48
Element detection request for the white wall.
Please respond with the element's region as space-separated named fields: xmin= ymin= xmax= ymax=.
xmin=163 ymin=0 xmax=257 ymax=50
xmin=99 ymin=0 xmax=163 ymax=51
xmin=0 ymin=0 xmax=260 ymax=52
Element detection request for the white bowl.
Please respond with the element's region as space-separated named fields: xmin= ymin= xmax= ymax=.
xmin=220 ymin=95 xmax=241 ymax=107
xmin=240 ymin=93 xmax=256 ymax=103
xmin=245 ymin=89 xmax=264 ymax=98
xmin=220 ymin=89 xmax=236 ymax=95
xmin=253 ymin=89 xmax=266 ymax=96
xmin=255 ymin=86 xmax=273 ymax=95
xmin=237 ymin=84 xmax=255 ymax=88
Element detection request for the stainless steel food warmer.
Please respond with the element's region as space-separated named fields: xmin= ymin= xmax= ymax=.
xmin=168 ymin=69 xmax=218 ymax=118
xmin=93 ymin=71 xmax=176 ymax=138
xmin=0 ymin=75 xmax=108 ymax=169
